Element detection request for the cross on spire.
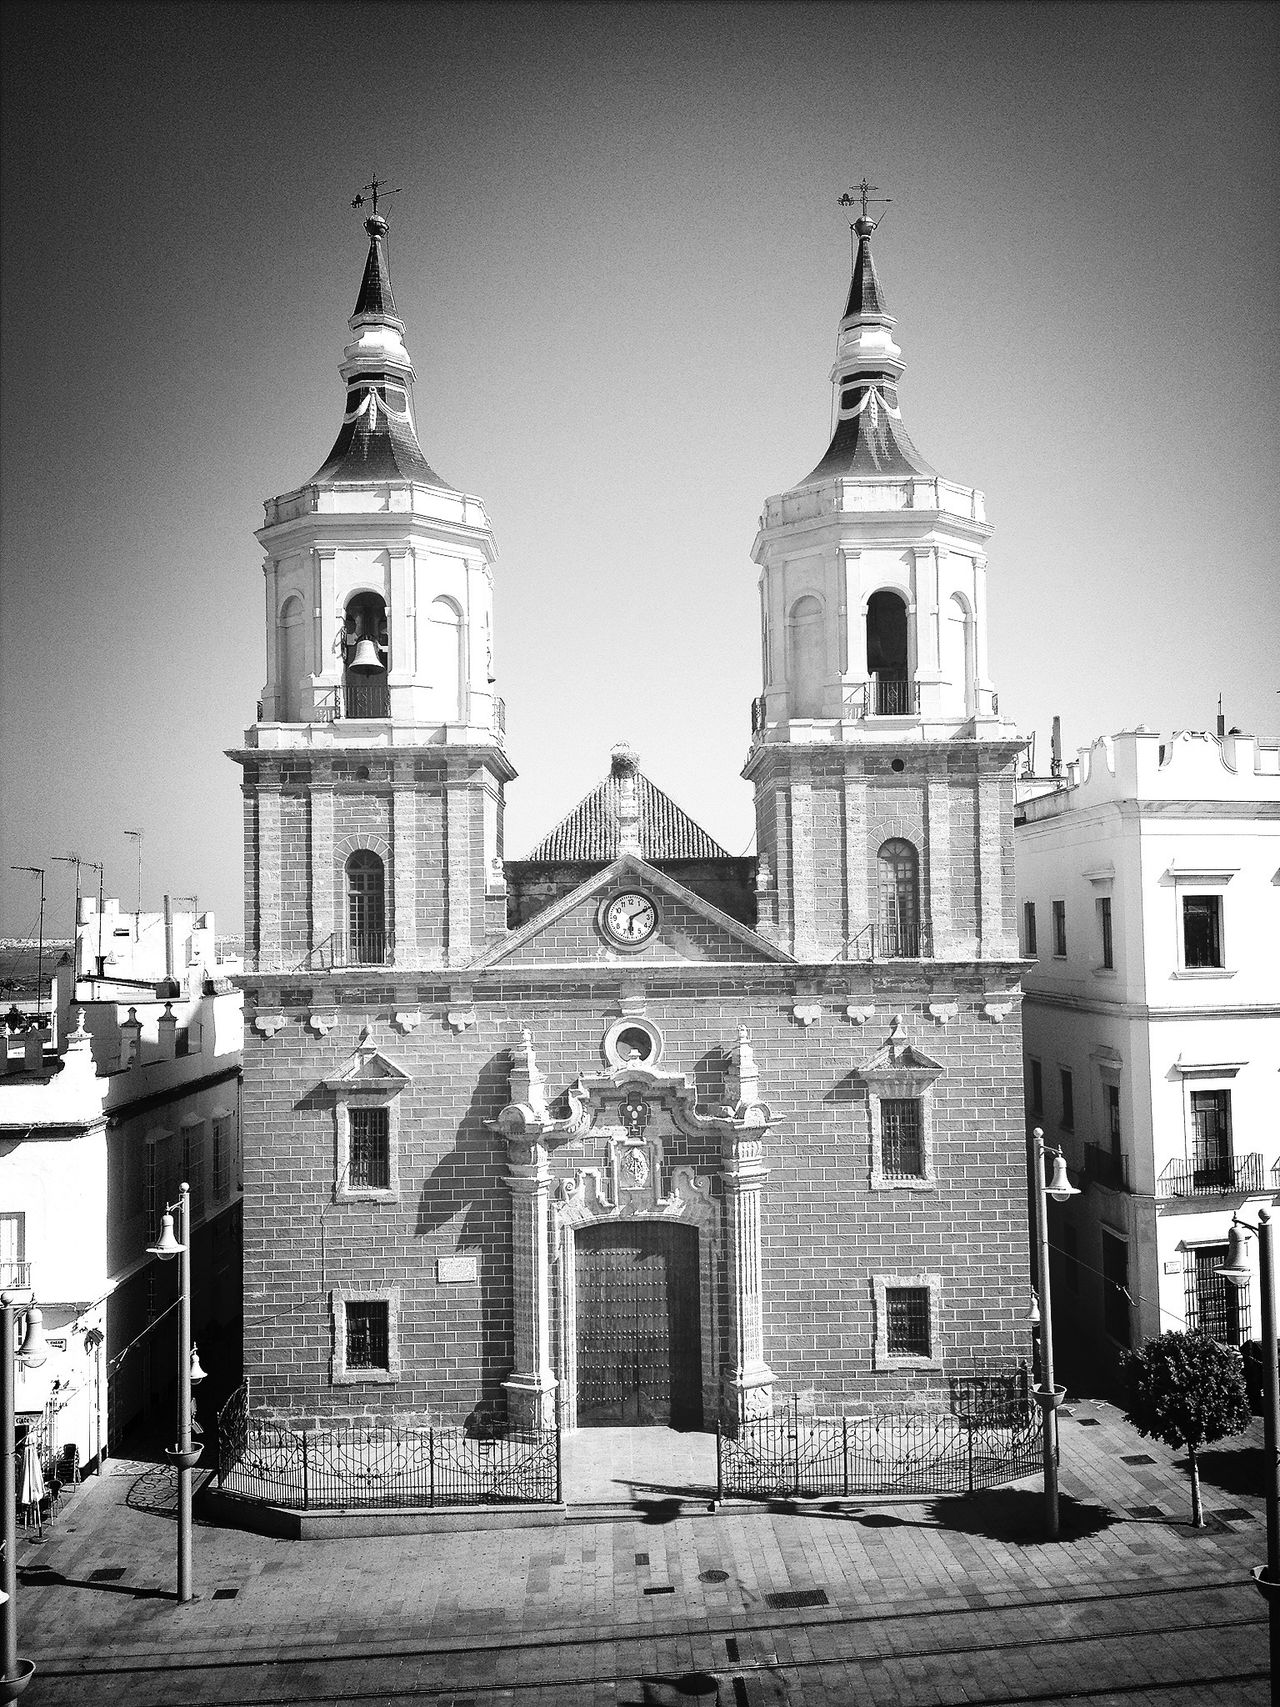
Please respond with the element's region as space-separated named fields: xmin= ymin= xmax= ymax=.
xmin=352 ymin=176 xmax=402 ymax=222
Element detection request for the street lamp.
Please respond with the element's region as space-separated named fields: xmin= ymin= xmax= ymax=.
xmin=2 ymin=1290 xmax=48 ymax=1703
xmin=146 ymin=1182 xmax=205 ymax=1604
xmin=1030 ymin=1127 xmax=1080 ymax=1540
xmin=1216 ymin=1210 xmax=1279 ymax=1681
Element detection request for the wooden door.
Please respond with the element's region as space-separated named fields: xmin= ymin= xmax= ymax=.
xmin=576 ymin=1221 xmax=701 ymax=1428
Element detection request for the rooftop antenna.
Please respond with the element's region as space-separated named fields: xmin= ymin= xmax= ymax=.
xmin=1216 ymin=694 xmax=1225 ymax=739
xmin=125 ymin=829 xmax=143 ymax=919
xmin=838 ymin=176 xmax=891 ymax=268
xmin=10 ymin=865 xmax=45 ymax=1022
xmin=52 ymin=853 xmax=88 ymax=975
xmin=1050 ymin=716 xmax=1063 ymax=780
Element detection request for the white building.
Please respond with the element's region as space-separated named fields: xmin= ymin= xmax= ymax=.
xmin=1016 ymin=727 xmax=1280 ymax=1392
xmin=0 ymin=896 xmax=243 ymax=1473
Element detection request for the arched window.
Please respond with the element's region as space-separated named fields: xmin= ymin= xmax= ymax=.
xmin=942 ymin=593 xmax=975 ymax=717
xmin=877 ymin=839 xmax=919 ymax=958
xmin=346 ymin=851 xmax=386 ymax=964
xmin=866 ymin=591 xmax=910 ymax=715
xmin=341 ymin=591 xmax=390 ymax=718
xmin=277 ymin=594 xmax=306 ymax=722
xmin=787 ymin=594 xmax=825 ymax=718
xmin=425 ymin=596 xmax=465 ymax=722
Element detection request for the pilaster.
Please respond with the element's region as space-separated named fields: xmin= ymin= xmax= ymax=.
xmin=444 ymin=777 xmax=474 ymax=962
xmin=926 ymin=773 xmax=954 ymax=955
xmin=309 ymin=779 xmax=336 ymax=950
xmin=502 ymin=1135 xmax=558 ymax=1431
xmin=720 ymin=1125 xmax=775 ymax=1425
xmin=256 ymin=784 xmax=283 ymax=969
xmin=391 ymin=774 xmax=419 ymax=963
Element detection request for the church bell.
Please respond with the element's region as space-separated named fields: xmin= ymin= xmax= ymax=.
xmin=347 ymin=637 xmax=384 ymax=674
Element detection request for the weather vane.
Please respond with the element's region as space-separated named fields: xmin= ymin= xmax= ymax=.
xmin=352 ymin=176 xmax=402 ymax=222
xmin=838 ymin=178 xmax=890 ymax=267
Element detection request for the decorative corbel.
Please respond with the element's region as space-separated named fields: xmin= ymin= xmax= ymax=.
xmin=392 ymin=1010 xmax=422 ymax=1034
xmin=982 ymin=1000 xmax=1013 ymax=1023
xmin=845 ymin=1004 xmax=876 ymax=1025
xmin=445 ymin=1008 xmax=476 ymax=1033
xmin=252 ymin=1012 xmax=287 ymax=1037
xmin=791 ymin=1002 xmax=822 ymax=1027
xmin=927 ymin=1001 xmax=958 ymax=1025
xmin=306 ymin=1011 xmax=336 ymax=1036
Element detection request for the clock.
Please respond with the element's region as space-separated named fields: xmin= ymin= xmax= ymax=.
xmin=600 ymin=891 xmax=658 ymax=947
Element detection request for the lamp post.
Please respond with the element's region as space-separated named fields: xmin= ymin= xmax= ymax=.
xmin=146 ymin=1182 xmax=205 ymax=1603
xmin=1216 ymin=1210 xmax=1280 ymax=1681
xmin=2 ymin=1290 xmax=48 ymax=1703
xmin=1030 ymin=1127 xmax=1079 ymax=1540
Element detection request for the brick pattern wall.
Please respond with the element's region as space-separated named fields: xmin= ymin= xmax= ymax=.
xmin=242 ymin=974 xmax=1027 ymax=1423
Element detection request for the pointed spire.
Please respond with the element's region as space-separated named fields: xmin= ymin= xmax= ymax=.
xmin=352 ymin=214 xmax=400 ymax=323
xmin=797 ymin=215 xmax=935 ymax=486
xmin=309 ymin=214 xmax=452 ymax=489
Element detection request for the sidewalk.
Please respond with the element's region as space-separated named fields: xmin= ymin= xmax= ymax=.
xmin=6 ymin=1399 xmax=1270 ymax=1705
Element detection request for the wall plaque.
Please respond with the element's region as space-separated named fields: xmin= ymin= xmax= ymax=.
xmin=436 ymin=1256 xmax=478 ymax=1284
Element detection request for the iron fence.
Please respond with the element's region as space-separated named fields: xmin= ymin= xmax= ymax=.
xmin=215 ymin=1386 xmax=560 ymax=1509
xmin=717 ymin=1391 xmax=1041 ymax=1502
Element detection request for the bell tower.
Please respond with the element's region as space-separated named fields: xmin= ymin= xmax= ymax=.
xmin=233 ymin=206 xmax=514 ymax=973
xmin=744 ymin=202 xmax=1022 ymax=963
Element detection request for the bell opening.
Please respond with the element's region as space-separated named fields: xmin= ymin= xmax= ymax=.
xmin=342 ymin=591 xmax=390 ymax=713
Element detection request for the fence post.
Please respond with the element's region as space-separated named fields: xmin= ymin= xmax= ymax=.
xmin=716 ymin=1424 xmax=723 ymax=1504
xmin=555 ymin=1416 xmax=562 ymax=1506
xmin=842 ymin=1417 xmax=849 ymax=1498
xmin=302 ymin=1431 xmax=309 ymax=1510
xmin=793 ymin=1396 xmax=801 ymax=1496
xmin=966 ymin=1422 xmax=974 ymax=1494
xmin=429 ymin=1427 xmax=435 ymax=1509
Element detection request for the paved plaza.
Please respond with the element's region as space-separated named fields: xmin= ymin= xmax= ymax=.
xmin=5 ymin=1398 xmax=1271 ymax=1705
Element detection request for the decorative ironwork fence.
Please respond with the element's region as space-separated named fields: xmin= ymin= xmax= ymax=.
xmin=215 ymin=1386 xmax=561 ymax=1509
xmin=717 ymin=1389 xmax=1041 ymax=1502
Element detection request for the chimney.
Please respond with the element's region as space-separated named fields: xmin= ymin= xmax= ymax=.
xmin=612 ymin=742 xmax=641 ymax=855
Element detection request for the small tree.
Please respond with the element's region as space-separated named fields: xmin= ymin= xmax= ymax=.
xmin=1120 ymin=1331 xmax=1251 ymax=1526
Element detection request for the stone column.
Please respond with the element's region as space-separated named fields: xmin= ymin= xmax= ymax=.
xmin=502 ymin=1136 xmax=558 ymax=1430
xmin=391 ymin=771 xmax=418 ymax=965
xmin=444 ymin=775 xmax=474 ymax=963
xmin=309 ymin=780 xmax=335 ymax=955
xmin=720 ymin=1127 xmax=775 ymax=1427
xmin=256 ymin=782 xmax=283 ymax=970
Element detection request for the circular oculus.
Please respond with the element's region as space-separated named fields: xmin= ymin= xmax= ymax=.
xmin=601 ymin=891 xmax=658 ymax=946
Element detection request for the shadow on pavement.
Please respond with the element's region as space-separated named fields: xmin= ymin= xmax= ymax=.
xmin=620 ymin=1676 xmax=722 ymax=1705
xmin=1189 ymin=1444 xmax=1264 ymax=1499
xmin=926 ymin=1488 xmax=1118 ymax=1543
xmin=19 ymin=1562 xmax=173 ymax=1602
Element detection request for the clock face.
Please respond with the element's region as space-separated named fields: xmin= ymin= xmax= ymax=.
xmin=601 ymin=891 xmax=658 ymax=946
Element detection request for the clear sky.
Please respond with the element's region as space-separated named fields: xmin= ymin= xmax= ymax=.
xmin=2 ymin=1 xmax=1277 ymax=942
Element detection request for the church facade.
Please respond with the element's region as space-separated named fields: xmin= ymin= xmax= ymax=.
xmin=231 ymin=206 xmax=1029 ymax=1433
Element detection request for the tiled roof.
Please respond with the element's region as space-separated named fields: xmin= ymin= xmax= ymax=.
xmin=842 ymin=231 xmax=887 ymax=320
xmin=798 ymin=380 xmax=936 ymax=485
xmin=310 ymin=384 xmax=452 ymax=488
xmin=353 ymin=223 xmax=399 ymax=321
xmin=526 ymin=771 xmax=730 ymax=863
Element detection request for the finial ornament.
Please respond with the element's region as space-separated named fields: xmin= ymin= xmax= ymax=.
xmin=838 ymin=178 xmax=891 ymax=264
xmin=352 ymin=176 xmax=402 ymax=231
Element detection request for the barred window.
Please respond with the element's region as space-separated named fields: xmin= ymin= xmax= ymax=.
xmin=213 ymin=1116 xmax=231 ymax=1202
xmin=885 ymin=1287 xmax=931 ymax=1357
xmin=349 ymin=1106 xmax=390 ymax=1191
xmin=1185 ymin=1244 xmax=1250 ymax=1345
xmin=1052 ymin=900 xmax=1067 ymax=956
xmin=345 ymin=1301 xmax=389 ymax=1370
xmin=880 ymin=1099 xmax=924 ymax=1177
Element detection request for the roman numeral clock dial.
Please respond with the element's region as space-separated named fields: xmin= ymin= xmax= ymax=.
xmin=600 ymin=891 xmax=658 ymax=947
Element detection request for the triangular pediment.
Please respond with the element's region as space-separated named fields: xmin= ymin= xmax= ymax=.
xmin=471 ymin=853 xmax=794 ymax=969
xmin=857 ymin=1023 xmax=943 ymax=1086
xmin=322 ymin=1048 xmax=411 ymax=1091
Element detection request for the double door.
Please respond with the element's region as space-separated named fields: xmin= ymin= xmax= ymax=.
xmin=576 ymin=1221 xmax=701 ymax=1428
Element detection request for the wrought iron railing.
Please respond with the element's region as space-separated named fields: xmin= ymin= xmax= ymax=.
xmin=835 ymin=923 xmax=932 ymax=961
xmin=215 ymin=1386 xmax=560 ymax=1509
xmin=1158 ymin=1153 xmax=1265 ymax=1198
xmin=0 ymin=1260 xmax=32 ymax=1293
xmin=341 ymin=680 xmax=391 ymax=719
xmin=717 ymin=1387 xmax=1041 ymax=1501
xmin=300 ymin=930 xmax=394 ymax=970
xmin=1084 ymin=1142 xmax=1130 ymax=1192
xmin=841 ymin=680 xmax=921 ymax=719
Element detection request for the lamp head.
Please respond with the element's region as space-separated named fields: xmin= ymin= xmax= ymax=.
xmin=1027 ymin=1292 xmax=1041 ymax=1327
xmin=1215 ymin=1224 xmax=1252 ymax=1291
xmin=146 ymin=1210 xmax=185 ymax=1261
xmin=1046 ymin=1151 xmax=1080 ymax=1204
xmin=190 ymin=1343 xmax=207 ymax=1385
xmin=18 ymin=1301 xmax=48 ymax=1369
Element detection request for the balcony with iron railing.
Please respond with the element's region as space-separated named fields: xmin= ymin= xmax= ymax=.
xmin=842 ymin=678 xmax=922 ymax=719
xmin=837 ymin=923 xmax=933 ymax=962
xmin=300 ymin=931 xmax=394 ymax=971
xmin=0 ymin=1260 xmax=33 ymax=1295
xmin=1158 ymin=1153 xmax=1266 ymax=1198
xmin=1084 ymin=1142 xmax=1130 ymax=1193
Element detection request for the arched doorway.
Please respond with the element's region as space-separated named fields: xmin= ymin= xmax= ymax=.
xmin=866 ymin=590 xmax=910 ymax=714
xmin=575 ymin=1221 xmax=702 ymax=1428
xmin=877 ymin=838 xmax=920 ymax=957
xmin=345 ymin=850 xmax=386 ymax=963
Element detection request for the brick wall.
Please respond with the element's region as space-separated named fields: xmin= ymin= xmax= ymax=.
xmin=242 ymin=972 xmax=1027 ymax=1423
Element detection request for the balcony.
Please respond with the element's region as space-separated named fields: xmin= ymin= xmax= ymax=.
xmin=1084 ymin=1142 xmax=1130 ymax=1192
xmin=1158 ymin=1153 xmax=1265 ymax=1198
xmin=302 ymin=931 xmax=394 ymax=971
xmin=842 ymin=678 xmax=922 ymax=719
xmin=0 ymin=1259 xmax=33 ymax=1295
xmin=838 ymin=923 xmax=933 ymax=962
